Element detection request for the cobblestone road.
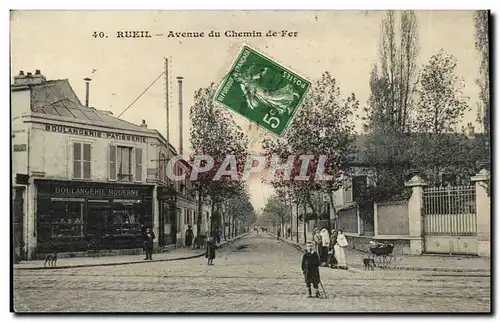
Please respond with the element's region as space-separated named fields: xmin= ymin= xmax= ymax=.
xmin=13 ymin=232 xmax=491 ymax=312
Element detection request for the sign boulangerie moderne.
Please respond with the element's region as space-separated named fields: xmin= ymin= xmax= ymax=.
xmin=37 ymin=180 xmax=153 ymax=198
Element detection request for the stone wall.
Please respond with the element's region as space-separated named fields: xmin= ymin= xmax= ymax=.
xmin=337 ymin=207 xmax=358 ymax=234
xmin=376 ymin=201 xmax=409 ymax=236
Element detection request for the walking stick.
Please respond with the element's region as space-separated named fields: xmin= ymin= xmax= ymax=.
xmin=319 ymin=280 xmax=328 ymax=299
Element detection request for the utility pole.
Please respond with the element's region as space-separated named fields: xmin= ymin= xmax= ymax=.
xmin=177 ymin=76 xmax=184 ymax=155
xmin=165 ymin=58 xmax=170 ymax=149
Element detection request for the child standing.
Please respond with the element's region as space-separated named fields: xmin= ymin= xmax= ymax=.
xmin=301 ymin=242 xmax=322 ymax=298
xmin=205 ymin=236 xmax=218 ymax=265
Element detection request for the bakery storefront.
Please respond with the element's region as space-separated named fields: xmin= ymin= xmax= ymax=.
xmin=35 ymin=180 xmax=154 ymax=254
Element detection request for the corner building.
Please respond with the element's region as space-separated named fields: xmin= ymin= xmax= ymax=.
xmin=11 ymin=70 xmax=210 ymax=260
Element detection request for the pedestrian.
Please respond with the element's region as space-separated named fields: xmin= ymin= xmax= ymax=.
xmin=143 ymin=227 xmax=155 ymax=260
xmin=216 ymin=230 xmax=221 ymax=244
xmin=205 ymin=236 xmax=218 ymax=265
xmin=335 ymin=229 xmax=349 ymax=269
xmin=328 ymin=229 xmax=338 ymax=269
xmin=313 ymin=228 xmax=322 ymax=259
xmin=319 ymin=228 xmax=330 ymax=265
xmin=277 ymin=229 xmax=281 ymax=239
xmin=301 ymin=242 xmax=322 ymax=298
xmin=287 ymin=227 xmax=292 ymax=238
xmin=185 ymin=225 xmax=194 ymax=248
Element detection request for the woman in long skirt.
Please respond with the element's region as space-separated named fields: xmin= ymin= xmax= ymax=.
xmin=335 ymin=230 xmax=348 ymax=269
xmin=205 ymin=236 xmax=218 ymax=265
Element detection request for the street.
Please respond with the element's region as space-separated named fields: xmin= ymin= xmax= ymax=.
xmin=13 ymin=232 xmax=491 ymax=312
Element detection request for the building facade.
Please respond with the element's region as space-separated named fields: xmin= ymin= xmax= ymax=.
xmin=11 ymin=70 xmax=210 ymax=260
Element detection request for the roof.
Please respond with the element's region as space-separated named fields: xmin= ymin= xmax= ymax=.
xmin=20 ymin=79 xmax=150 ymax=133
xmin=12 ymin=78 xmax=177 ymax=152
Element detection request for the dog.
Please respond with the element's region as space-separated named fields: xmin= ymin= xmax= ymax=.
xmin=363 ymin=255 xmax=376 ymax=270
xmin=44 ymin=252 xmax=58 ymax=267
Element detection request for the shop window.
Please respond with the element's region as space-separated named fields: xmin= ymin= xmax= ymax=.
xmin=38 ymin=199 xmax=85 ymax=243
xmin=73 ymin=142 xmax=91 ymax=180
xmin=109 ymin=205 xmax=142 ymax=236
xmin=117 ymin=146 xmax=133 ymax=182
xmin=135 ymin=148 xmax=143 ymax=182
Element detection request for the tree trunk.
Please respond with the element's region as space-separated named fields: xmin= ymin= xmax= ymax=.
xmin=303 ymin=204 xmax=307 ymax=245
xmin=210 ymin=201 xmax=217 ymax=237
xmin=328 ymin=192 xmax=337 ymax=231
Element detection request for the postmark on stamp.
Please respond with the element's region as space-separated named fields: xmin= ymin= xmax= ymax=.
xmin=214 ymin=45 xmax=311 ymax=136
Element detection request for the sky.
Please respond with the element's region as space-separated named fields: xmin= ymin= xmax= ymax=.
xmin=10 ymin=10 xmax=483 ymax=212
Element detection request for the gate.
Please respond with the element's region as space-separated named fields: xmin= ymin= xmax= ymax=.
xmin=423 ymin=185 xmax=477 ymax=255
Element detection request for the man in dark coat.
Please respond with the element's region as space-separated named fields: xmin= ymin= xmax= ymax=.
xmin=185 ymin=225 xmax=194 ymax=248
xmin=301 ymin=242 xmax=321 ymax=298
xmin=143 ymin=227 xmax=155 ymax=260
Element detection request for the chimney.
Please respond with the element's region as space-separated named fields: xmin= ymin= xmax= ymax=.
xmin=13 ymin=71 xmax=25 ymax=85
xmin=31 ymin=69 xmax=46 ymax=84
xmin=140 ymin=120 xmax=147 ymax=128
xmin=467 ymin=122 xmax=475 ymax=137
xmin=177 ymin=76 xmax=184 ymax=155
xmin=84 ymin=78 xmax=91 ymax=107
xmin=13 ymin=70 xmax=46 ymax=85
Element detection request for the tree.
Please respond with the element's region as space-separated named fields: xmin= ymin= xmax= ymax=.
xmin=361 ymin=10 xmax=420 ymax=202
xmin=413 ymin=50 xmax=471 ymax=184
xmin=222 ymin=183 xmax=256 ymax=238
xmin=189 ymin=83 xmax=249 ymax=237
xmin=414 ymin=50 xmax=469 ymax=134
xmin=262 ymin=72 xmax=358 ymax=233
xmin=262 ymin=193 xmax=289 ymax=234
xmin=474 ymin=10 xmax=490 ymax=137
xmin=368 ymin=10 xmax=419 ymax=133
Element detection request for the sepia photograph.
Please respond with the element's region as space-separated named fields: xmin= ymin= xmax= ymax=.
xmin=10 ymin=9 xmax=491 ymax=313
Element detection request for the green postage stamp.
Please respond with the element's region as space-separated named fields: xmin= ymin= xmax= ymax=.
xmin=214 ymin=45 xmax=311 ymax=136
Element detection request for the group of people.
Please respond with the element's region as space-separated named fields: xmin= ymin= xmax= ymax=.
xmin=313 ymin=227 xmax=348 ymax=269
xmin=141 ymin=225 xmax=218 ymax=265
xmin=301 ymin=227 xmax=349 ymax=298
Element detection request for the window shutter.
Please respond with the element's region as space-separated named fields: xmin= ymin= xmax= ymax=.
xmin=135 ymin=148 xmax=143 ymax=182
xmin=83 ymin=144 xmax=91 ymax=179
xmin=73 ymin=142 xmax=82 ymax=179
xmin=109 ymin=145 xmax=117 ymax=181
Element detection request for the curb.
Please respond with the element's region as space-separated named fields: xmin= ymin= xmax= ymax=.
xmin=269 ymin=232 xmax=491 ymax=273
xmin=14 ymin=232 xmax=251 ymax=271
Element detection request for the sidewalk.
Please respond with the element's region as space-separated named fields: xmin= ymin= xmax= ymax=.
xmin=14 ymin=232 xmax=250 ymax=270
xmin=272 ymin=232 xmax=491 ymax=273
